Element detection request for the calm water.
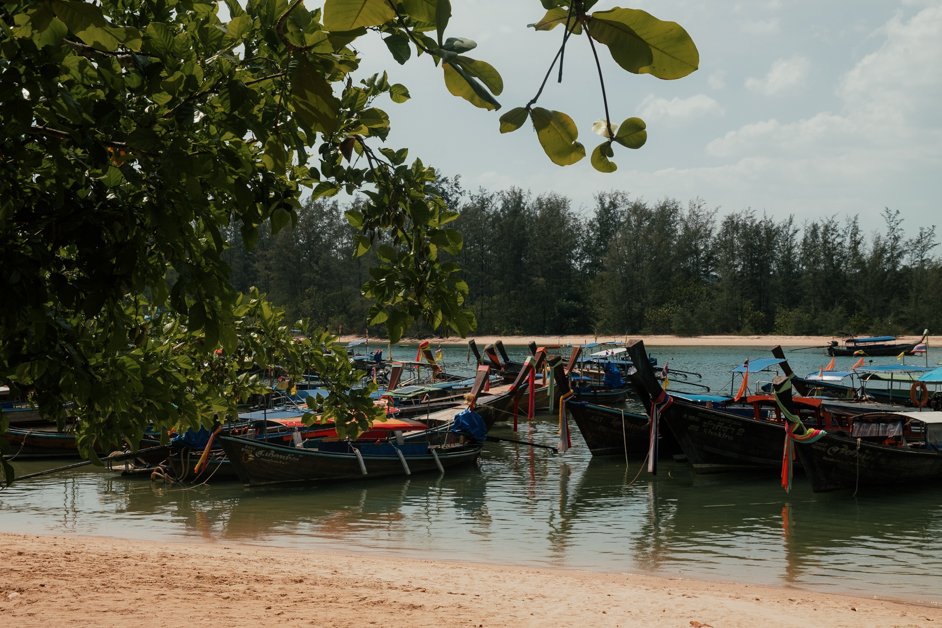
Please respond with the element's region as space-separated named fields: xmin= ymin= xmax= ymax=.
xmin=3 ymin=344 xmax=941 ymax=606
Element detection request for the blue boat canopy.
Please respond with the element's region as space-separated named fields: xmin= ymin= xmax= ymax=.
xmin=847 ymin=335 xmax=896 ymax=344
xmin=919 ymin=367 xmax=942 ymax=384
xmin=671 ymin=392 xmax=733 ymax=404
xmin=732 ymin=357 xmax=784 ymax=373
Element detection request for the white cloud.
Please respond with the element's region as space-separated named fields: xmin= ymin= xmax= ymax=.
xmin=839 ymin=5 xmax=942 ymax=123
xmin=637 ymin=94 xmax=724 ymax=123
xmin=745 ymin=56 xmax=810 ymax=95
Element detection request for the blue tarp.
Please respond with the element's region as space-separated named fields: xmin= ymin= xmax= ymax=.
xmin=603 ymin=362 xmax=624 ymax=388
xmin=450 ymin=408 xmax=488 ymax=442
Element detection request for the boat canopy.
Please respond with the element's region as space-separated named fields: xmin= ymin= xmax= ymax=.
xmin=671 ymin=392 xmax=733 ymax=404
xmin=919 ymin=367 xmax=942 ymax=384
xmin=732 ymin=357 xmax=784 ymax=374
xmin=856 ymin=364 xmax=933 ymax=381
xmin=804 ymin=370 xmax=856 ymax=382
xmin=846 ymin=335 xmax=897 ymax=344
xmin=589 ymin=346 xmax=627 ymax=358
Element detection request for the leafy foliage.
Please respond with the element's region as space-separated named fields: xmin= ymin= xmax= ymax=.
xmin=504 ymin=1 xmax=698 ymax=170
xmin=0 ymin=0 xmax=702 ymax=478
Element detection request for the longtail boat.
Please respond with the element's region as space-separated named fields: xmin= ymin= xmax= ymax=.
xmin=796 ymin=411 xmax=942 ymax=493
xmin=219 ymin=417 xmax=485 ymax=487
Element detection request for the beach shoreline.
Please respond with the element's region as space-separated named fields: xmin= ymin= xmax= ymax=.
xmin=341 ymin=334 xmax=841 ymax=349
xmin=2 ymin=532 xmax=940 ymax=627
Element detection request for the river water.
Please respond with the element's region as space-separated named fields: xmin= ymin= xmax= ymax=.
xmin=2 ymin=343 xmax=941 ymax=606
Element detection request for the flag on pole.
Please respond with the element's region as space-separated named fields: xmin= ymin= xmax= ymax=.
xmin=734 ymin=360 xmax=749 ymax=401
xmin=851 ymin=356 xmax=865 ymax=370
xmin=824 ymin=356 xmax=835 ymax=371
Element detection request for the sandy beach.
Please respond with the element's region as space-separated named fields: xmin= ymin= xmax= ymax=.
xmin=2 ymin=532 xmax=939 ymax=627
xmin=350 ymin=335 xmax=841 ymax=349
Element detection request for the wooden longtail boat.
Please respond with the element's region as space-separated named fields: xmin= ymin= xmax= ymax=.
xmin=565 ymin=399 xmax=681 ymax=458
xmin=826 ymin=330 xmax=928 ymax=357
xmin=626 ymin=339 xmax=847 ymax=474
xmin=796 ymin=411 xmax=942 ymax=493
xmin=219 ymin=421 xmax=484 ymax=487
xmin=152 ymin=416 xmax=431 ymax=483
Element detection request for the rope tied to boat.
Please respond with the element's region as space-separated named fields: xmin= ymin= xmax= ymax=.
xmin=646 ymin=389 xmax=673 ymax=475
xmin=773 ymin=375 xmax=827 ymax=493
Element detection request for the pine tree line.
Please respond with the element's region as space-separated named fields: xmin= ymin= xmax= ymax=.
xmin=226 ymin=185 xmax=941 ymax=338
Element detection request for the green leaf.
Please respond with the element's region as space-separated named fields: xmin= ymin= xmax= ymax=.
xmin=354 ymin=235 xmax=371 ymax=257
xmin=345 ymin=209 xmax=365 ymax=229
xmin=270 ymin=207 xmax=293 ymax=234
xmin=589 ymin=8 xmax=699 ymax=80
xmin=442 ymin=62 xmax=501 ymax=111
xmin=529 ymin=8 xmax=582 ymax=34
xmin=453 ymin=56 xmax=502 ymax=95
xmin=613 ymin=116 xmax=647 ymax=149
xmin=383 ymin=34 xmax=411 ymax=64
xmin=435 ymin=0 xmax=451 ymax=46
xmin=530 ymin=107 xmax=585 ymax=166
xmin=401 ymin=0 xmax=438 ymax=23
xmin=591 ymin=143 xmax=617 ymax=173
xmin=52 ymin=0 xmax=122 ymax=51
xmin=291 ymin=56 xmax=340 ymax=134
xmin=389 ymin=83 xmax=410 ymax=103
xmin=499 ymin=107 xmax=529 ymax=134
xmin=226 ymin=14 xmax=253 ymax=42
xmin=323 ymin=0 xmax=396 ymax=31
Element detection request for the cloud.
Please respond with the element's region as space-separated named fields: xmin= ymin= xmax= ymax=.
xmin=745 ymin=56 xmax=810 ymax=95
xmin=838 ymin=4 xmax=942 ymax=123
xmin=637 ymin=94 xmax=724 ymax=123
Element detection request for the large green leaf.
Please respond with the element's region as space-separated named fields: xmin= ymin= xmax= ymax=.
xmin=530 ymin=107 xmax=585 ymax=166
xmin=290 ymin=56 xmax=340 ymax=134
xmin=613 ymin=116 xmax=647 ymax=149
xmin=529 ymin=8 xmax=582 ymax=34
xmin=323 ymin=0 xmax=395 ymax=31
xmin=499 ymin=107 xmax=529 ymax=134
xmin=589 ymin=8 xmax=699 ymax=80
xmin=453 ymin=55 xmax=503 ymax=95
xmin=53 ymin=0 xmax=123 ymax=51
xmin=401 ymin=0 xmax=438 ymax=23
xmin=442 ymin=62 xmax=501 ymax=111
xmin=383 ymin=33 xmax=411 ymax=64
xmin=591 ymin=143 xmax=617 ymax=173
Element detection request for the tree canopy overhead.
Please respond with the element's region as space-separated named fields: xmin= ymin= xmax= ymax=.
xmin=1 ymin=1 xmax=698 ymax=469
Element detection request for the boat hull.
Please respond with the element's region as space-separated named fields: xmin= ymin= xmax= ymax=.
xmin=797 ymin=435 xmax=942 ymax=492
xmin=219 ymin=434 xmax=482 ymax=486
xmin=827 ymin=343 xmax=921 ymax=357
xmin=662 ymin=401 xmax=787 ymax=473
xmin=566 ymin=400 xmax=679 ymax=458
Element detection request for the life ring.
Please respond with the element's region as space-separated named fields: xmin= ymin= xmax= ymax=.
xmin=910 ymin=381 xmax=929 ymax=407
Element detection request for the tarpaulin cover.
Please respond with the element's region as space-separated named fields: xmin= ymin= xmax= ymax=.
xmin=450 ymin=408 xmax=488 ymax=442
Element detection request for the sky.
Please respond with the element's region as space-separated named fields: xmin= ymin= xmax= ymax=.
xmin=354 ymin=0 xmax=942 ymax=235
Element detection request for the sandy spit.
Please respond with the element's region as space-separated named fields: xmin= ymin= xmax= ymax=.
xmin=2 ymin=532 xmax=939 ymax=627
